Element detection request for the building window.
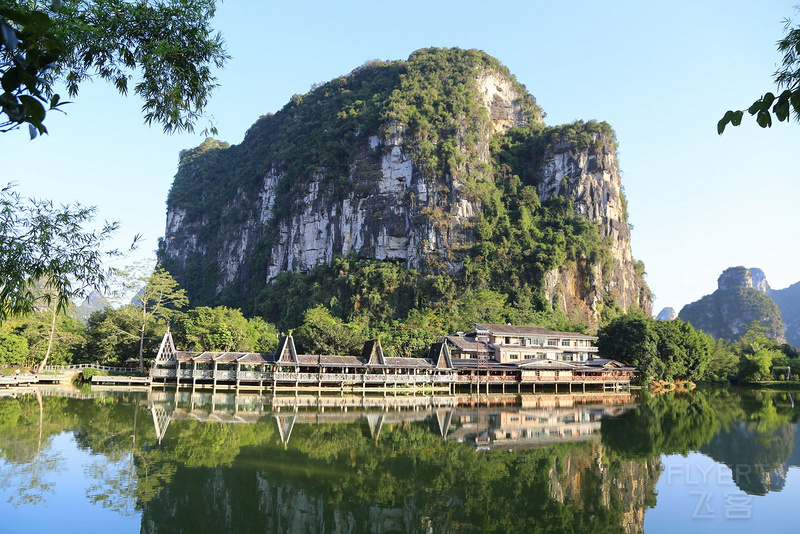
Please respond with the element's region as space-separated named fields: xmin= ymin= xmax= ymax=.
xmin=561 ymin=339 xmax=571 ymax=346
xmin=509 ymin=354 xmax=519 ymax=360
xmin=505 ymin=336 xmax=511 ymax=344
xmin=547 ymin=339 xmax=557 ymax=346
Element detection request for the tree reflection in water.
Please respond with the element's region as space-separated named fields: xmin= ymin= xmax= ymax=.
xmin=0 ymin=387 xmax=797 ymax=533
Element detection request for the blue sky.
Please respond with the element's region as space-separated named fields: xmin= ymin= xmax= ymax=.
xmin=6 ymin=0 xmax=800 ymax=315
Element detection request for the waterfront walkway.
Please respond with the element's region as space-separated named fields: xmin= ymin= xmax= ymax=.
xmin=150 ymin=332 xmax=635 ymax=393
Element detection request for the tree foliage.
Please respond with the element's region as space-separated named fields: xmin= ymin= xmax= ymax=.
xmin=732 ymin=323 xmax=800 ymax=383
xmin=174 ymin=306 xmax=277 ymax=352
xmin=719 ymin=13 xmax=800 ymax=133
xmin=598 ymin=312 xmax=723 ymax=383
xmin=85 ymin=305 xmax=156 ymax=364
xmin=293 ymin=305 xmax=364 ymax=356
xmin=600 ymin=315 xmax=798 ymax=385
xmin=0 ymin=184 xmax=119 ymax=319
xmin=128 ymin=266 xmax=187 ymax=370
xmin=0 ymin=324 xmax=27 ymax=366
xmin=0 ymin=0 xmax=228 ymax=136
xmin=0 ymin=4 xmax=68 ymax=136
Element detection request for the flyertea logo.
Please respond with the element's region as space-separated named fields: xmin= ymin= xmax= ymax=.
xmin=666 ymin=463 xmax=756 ymax=520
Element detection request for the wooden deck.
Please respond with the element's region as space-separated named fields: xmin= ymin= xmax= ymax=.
xmin=0 ymin=375 xmax=40 ymax=387
xmin=91 ymin=375 xmax=152 ymax=386
xmin=149 ymin=368 xmax=630 ymax=393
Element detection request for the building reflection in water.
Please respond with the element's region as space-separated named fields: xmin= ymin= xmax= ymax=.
xmin=144 ymin=387 xmax=638 ymax=449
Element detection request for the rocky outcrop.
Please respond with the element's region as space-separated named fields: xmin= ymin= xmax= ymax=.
xmin=260 ymin=120 xmax=488 ymax=280
xmin=679 ymin=267 xmax=786 ymax=342
xmin=750 ymin=267 xmax=771 ymax=293
xmin=717 ymin=266 xmax=754 ymax=290
xmin=158 ymin=49 xmax=650 ymax=325
xmin=538 ymin=133 xmax=651 ymax=321
xmin=656 ymin=307 xmax=677 ymax=321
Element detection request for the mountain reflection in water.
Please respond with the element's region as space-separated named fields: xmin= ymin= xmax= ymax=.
xmin=0 ymin=387 xmax=798 ymax=533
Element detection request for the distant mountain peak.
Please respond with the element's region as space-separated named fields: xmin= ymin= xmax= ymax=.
xmin=656 ymin=307 xmax=677 ymax=321
xmin=681 ymin=267 xmax=785 ymax=343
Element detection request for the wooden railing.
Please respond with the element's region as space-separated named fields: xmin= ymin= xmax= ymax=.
xmin=40 ymin=363 xmax=133 ymax=373
xmin=150 ymin=367 xmax=630 ymax=385
xmin=151 ymin=368 xmax=455 ymax=384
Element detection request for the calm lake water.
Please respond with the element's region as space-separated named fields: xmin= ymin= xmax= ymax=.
xmin=0 ymin=387 xmax=798 ymax=533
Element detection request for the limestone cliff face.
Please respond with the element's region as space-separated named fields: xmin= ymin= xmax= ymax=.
xmin=159 ymin=48 xmax=650 ymax=325
xmin=261 ymin=117 xmax=489 ymax=281
xmin=539 ymin=135 xmax=651 ymax=322
xmin=161 ymin=66 xmax=530 ymax=290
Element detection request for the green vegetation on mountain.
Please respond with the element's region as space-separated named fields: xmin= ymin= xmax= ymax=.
xmin=255 ymin=255 xmax=591 ymax=356
xmin=161 ymin=48 xmax=636 ymax=341
xmin=770 ymin=280 xmax=800 ymax=347
xmin=167 ymin=48 xmax=540 ymax=220
xmin=679 ymin=286 xmax=785 ymax=342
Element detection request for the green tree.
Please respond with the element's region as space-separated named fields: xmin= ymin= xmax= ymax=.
xmin=597 ymin=312 xmax=660 ymax=382
xmin=114 ymin=265 xmax=188 ymax=371
xmin=84 ymin=305 xmax=160 ymax=364
xmin=385 ymin=308 xmax=447 ymax=358
xmin=135 ymin=267 xmax=187 ymax=370
xmin=0 ymin=324 xmax=27 ymax=366
xmin=176 ymin=306 xmax=234 ymax=351
xmin=447 ymin=289 xmax=509 ymax=331
xmin=175 ymin=306 xmax=277 ymax=352
xmin=719 ymin=12 xmax=800 ymax=133
xmin=17 ymin=304 xmax=86 ymax=368
xmin=739 ymin=348 xmax=780 ymax=383
xmin=600 ymin=313 xmax=733 ymax=383
xmin=705 ymin=336 xmax=739 ymax=382
xmin=732 ymin=322 xmax=798 ymax=382
xmin=652 ymin=319 xmax=711 ymax=381
xmin=293 ymin=305 xmax=364 ymax=356
xmin=242 ymin=316 xmax=279 ymax=353
xmin=0 ymin=0 xmax=228 ymax=136
xmin=0 ymin=184 xmax=120 ymax=320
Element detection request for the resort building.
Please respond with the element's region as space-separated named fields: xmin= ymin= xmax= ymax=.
xmin=446 ymin=324 xmax=598 ymax=363
xmin=150 ymin=324 xmax=635 ymax=392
